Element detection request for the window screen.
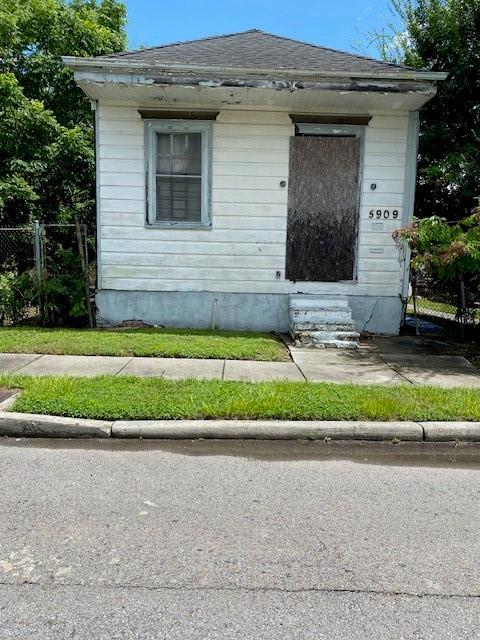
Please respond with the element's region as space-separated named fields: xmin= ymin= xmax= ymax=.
xmin=155 ymin=132 xmax=202 ymax=223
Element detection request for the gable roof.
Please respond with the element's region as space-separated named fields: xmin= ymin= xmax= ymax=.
xmin=93 ymin=29 xmax=417 ymax=75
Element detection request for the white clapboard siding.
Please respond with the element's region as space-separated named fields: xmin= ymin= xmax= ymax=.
xmin=101 ymin=277 xmax=400 ymax=296
xmin=101 ymin=239 xmax=286 ymax=256
xmin=101 ymin=172 xmax=145 ymax=187
xmin=97 ymin=105 xmax=409 ymax=297
xmin=216 ymin=110 xmax=292 ymax=125
xmin=212 ymin=216 xmax=287 ymax=231
xmin=357 ymin=270 xmax=402 ymax=285
xmin=98 ymin=119 xmax=144 ymax=134
xmin=100 ymin=132 xmax=143 ymax=147
xmin=369 ymin=115 xmax=409 ymax=129
xmin=214 ymin=123 xmax=293 ymax=137
xmin=100 ymin=158 xmax=145 ymax=173
xmin=357 ymin=245 xmax=401 ymax=260
xmin=365 ymin=141 xmax=407 ymax=155
xmin=101 ymin=265 xmax=286 ymax=282
xmin=102 ymin=213 xmax=144 ymax=227
xmin=100 ymin=186 xmax=145 ymax=200
xmin=361 ymin=193 xmax=404 ymax=207
xmin=212 ymin=188 xmax=287 ymax=204
xmin=365 ymin=126 xmax=408 ymax=142
xmin=101 ymin=225 xmax=287 ymax=244
xmin=101 ymin=199 xmax=144 ymax=213
xmin=357 ymin=258 xmax=402 ymax=273
xmin=213 ymin=175 xmax=288 ymax=190
xmin=101 ymin=212 xmax=287 ymax=231
xmin=98 ymin=106 xmax=143 ymax=120
xmin=359 ymin=218 xmax=404 ymax=233
xmin=99 ymin=145 xmax=144 ymax=160
xmin=213 ymin=149 xmax=289 ymax=164
xmin=363 ymin=154 xmax=405 ymax=167
xmin=214 ymin=136 xmax=290 ymax=150
xmin=213 ymin=162 xmax=288 ymax=177
xmin=211 ymin=202 xmax=287 ymax=217
xmin=361 ymin=179 xmax=404 ymax=194
xmin=363 ymin=166 xmax=406 ymax=181
xmin=102 ymin=252 xmax=283 ymax=269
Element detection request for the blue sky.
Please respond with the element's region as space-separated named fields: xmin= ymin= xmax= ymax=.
xmin=124 ymin=0 xmax=395 ymax=58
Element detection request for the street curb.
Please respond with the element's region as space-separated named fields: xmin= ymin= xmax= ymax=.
xmin=0 ymin=412 xmax=112 ymax=438
xmin=111 ymin=420 xmax=423 ymax=440
xmin=1 ymin=412 xmax=479 ymax=442
xmin=420 ymin=422 xmax=480 ymax=442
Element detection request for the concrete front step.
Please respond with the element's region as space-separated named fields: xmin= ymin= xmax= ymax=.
xmin=293 ymin=330 xmax=360 ymax=349
xmin=290 ymin=311 xmax=354 ymax=323
xmin=290 ymin=313 xmax=355 ymax=326
xmin=290 ymin=296 xmax=350 ymax=310
xmin=294 ymin=337 xmax=359 ymax=349
xmin=291 ymin=322 xmax=358 ymax=332
xmin=289 ymin=294 xmax=360 ymax=349
xmin=296 ymin=331 xmax=360 ymax=340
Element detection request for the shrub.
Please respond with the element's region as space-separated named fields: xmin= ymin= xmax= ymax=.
xmin=0 ymin=269 xmax=35 ymax=325
xmin=393 ymin=204 xmax=480 ymax=281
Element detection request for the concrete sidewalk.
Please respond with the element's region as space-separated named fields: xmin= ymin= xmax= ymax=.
xmin=0 ymin=341 xmax=479 ymax=387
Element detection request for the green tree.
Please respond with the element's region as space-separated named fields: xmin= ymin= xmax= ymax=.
xmin=367 ymin=0 xmax=480 ymax=222
xmin=0 ymin=0 xmax=127 ymax=227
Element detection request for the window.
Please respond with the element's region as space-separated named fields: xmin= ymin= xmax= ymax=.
xmin=146 ymin=120 xmax=212 ymax=227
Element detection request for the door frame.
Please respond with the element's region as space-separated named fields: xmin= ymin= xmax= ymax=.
xmin=293 ymin=122 xmax=366 ymax=283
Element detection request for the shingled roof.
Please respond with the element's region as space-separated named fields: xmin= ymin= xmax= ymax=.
xmin=94 ymin=29 xmax=416 ymax=74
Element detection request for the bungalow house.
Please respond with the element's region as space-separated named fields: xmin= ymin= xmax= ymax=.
xmin=64 ymin=30 xmax=446 ymax=346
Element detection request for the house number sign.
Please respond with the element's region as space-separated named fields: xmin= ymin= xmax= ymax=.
xmin=368 ymin=209 xmax=399 ymax=219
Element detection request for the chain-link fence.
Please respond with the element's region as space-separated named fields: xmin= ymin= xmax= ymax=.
xmin=405 ymin=271 xmax=480 ymax=338
xmin=0 ymin=225 xmax=38 ymax=325
xmin=0 ymin=220 xmax=94 ymax=327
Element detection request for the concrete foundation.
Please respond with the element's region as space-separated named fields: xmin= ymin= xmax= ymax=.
xmin=96 ymin=290 xmax=403 ymax=335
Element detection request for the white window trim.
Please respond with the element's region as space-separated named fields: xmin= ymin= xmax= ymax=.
xmin=145 ymin=119 xmax=212 ymax=228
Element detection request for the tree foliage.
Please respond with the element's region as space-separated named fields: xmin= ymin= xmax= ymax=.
xmin=393 ymin=205 xmax=480 ymax=280
xmin=0 ymin=0 xmax=127 ymax=227
xmin=368 ymin=0 xmax=480 ymax=222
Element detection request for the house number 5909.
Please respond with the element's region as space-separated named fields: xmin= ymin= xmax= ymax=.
xmin=369 ymin=209 xmax=399 ymax=219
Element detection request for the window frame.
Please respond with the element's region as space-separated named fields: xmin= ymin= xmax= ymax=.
xmin=145 ymin=119 xmax=213 ymax=228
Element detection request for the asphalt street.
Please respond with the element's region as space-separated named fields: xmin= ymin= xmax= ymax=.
xmin=1 ymin=438 xmax=480 ymax=639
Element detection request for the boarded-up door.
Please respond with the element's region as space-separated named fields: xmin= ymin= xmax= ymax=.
xmin=286 ymin=136 xmax=360 ymax=282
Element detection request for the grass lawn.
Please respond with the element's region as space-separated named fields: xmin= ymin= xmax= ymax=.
xmin=3 ymin=375 xmax=480 ymax=421
xmin=407 ymin=296 xmax=458 ymax=316
xmin=0 ymin=327 xmax=288 ymax=361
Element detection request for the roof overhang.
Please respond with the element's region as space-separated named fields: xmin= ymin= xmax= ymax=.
xmin=62 ymin=56 xmax=446 ymax=113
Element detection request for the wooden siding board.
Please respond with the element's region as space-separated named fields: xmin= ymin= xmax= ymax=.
xmin=212 ymin=162 xmax=288 ymax=177
xmin=102 ymin=253 xmax=282 ymax=269
xmin=101 ymin=278 xmax=399 ymax=296
xmin=214 ymin=136 xmax=290 ymax=150
xmin=214 ymin=149 xmax=289 ymax=164
xmin=212 ymin=189 xmax=287 ymax=204
xmin=98 ymin=146 xmax=144 ymax=160
xmin=213 ymin=176 xmax=288 ymax=190
xmin=101 ymin=172 xmax=145 ymax=187
xmin=211 ymin=203 xmax=287 ymax=216
xmin=100 ymin=226 xmax=287 ymax=244
xmin=101 ymin=239 xmax=286 ymax=256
